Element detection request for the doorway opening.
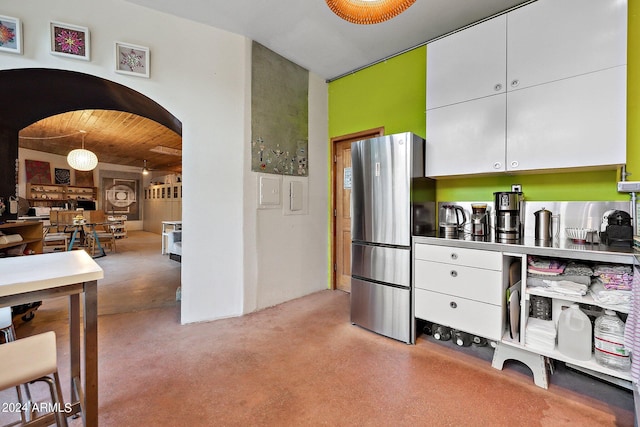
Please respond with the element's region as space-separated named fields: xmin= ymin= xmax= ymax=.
xmin=0 ymin=68 xmax=183 ymax=316
xmin=331 ymin=127 xmax=384 ymax=292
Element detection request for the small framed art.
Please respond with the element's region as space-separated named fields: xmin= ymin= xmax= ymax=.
xmin=50 ymin=21 xmax=90 ymax=60
xmin=0 ymin=15 xmax=22 ymax=54
xmin=115 ymin=42 xmax=150 ymax=78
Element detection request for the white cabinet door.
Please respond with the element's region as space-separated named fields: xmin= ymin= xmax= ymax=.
xmin=426 ymin=94 xmax=506 ymax=177
xmin=414 ymin=244 xmax=502 ymax=270
xmin=414 ymin=288 xmax=504 ymax=341
xmin=414 ymin=260 xmax=504 ymax=306
xmin=507 ymin=0 xmax=627 ymax=91
xmin=426 ymin=15 xmax=506 ymax=110
xmin=506 ymin=66 xmax=626 ymax=172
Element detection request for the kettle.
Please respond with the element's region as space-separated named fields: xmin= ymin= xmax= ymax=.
xmin=440 ymin=204 xmax=466 ymax=237
xmin=534 ymin=207 xmax=552 ymax=242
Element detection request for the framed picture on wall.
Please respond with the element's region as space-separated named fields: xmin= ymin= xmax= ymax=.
xmin=50 ymin=21 xmax=90 ymax=60
xmin=114 ymin=41 xmax=150 ymax=78
xmin=54 ymin=168 xmax=71 ymax=185
xmin=0 ymin=15 xmax=22 ymax=55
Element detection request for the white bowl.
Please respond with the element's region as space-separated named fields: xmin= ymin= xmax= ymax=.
xmin=565 ymin=227 xmax=595 ymax=242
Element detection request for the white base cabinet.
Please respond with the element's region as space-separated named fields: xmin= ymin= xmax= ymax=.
xmin=413 ymin=238 xmax=635 ymax=388
xmin=414 ymin=244 xmax=505 ymax=341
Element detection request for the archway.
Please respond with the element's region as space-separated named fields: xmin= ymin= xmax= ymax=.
xmin=0 ymin=68 xmax=182 ymax=202
xmin=0 ymin=68 xmax=184 ymax=317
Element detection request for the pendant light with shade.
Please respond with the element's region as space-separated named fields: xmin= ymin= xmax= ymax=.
xmin=67 ymin=130 xmax=98 ymax=171
xmin=325 ymin=0 xmax=416 ymax=25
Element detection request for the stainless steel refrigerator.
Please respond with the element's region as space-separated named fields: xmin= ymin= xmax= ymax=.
xmin=350 ymin=132 xmax=436 ymax=343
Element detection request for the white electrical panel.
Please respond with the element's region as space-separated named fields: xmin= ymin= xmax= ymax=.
xmin=290 ymin=181 xmax=303 ymax=211
xmin=258 ymin=175 xmax=281 ymax=209
xmin=283 ymin=176 xmax=308 ymax=215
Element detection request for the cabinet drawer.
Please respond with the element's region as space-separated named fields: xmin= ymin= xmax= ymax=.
xmin=414 ymin=260 xmax=503 ymax=305
xmin=415 ymin=289 xmax=504 ymax=341
xmin=414 ymin=244 xmax=502 ymax=270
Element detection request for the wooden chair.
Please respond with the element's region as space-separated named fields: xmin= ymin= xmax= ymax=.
xmin=43 ymin=226 xmax=69 ymax=253
xmin=85 ymin=224 xmax=116 ymax=256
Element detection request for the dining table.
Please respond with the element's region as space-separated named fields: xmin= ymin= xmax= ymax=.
xmin=64 ymin=222 xmax=107 ymax=258
xmin=0 ymin=250 xmax=103 ymax=426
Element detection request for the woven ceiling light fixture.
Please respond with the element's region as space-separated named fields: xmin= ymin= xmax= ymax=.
xmin=326 ymin=0 xmax=416 ymax=25
xmin=67 ymin=130 xmax=98 ymax=171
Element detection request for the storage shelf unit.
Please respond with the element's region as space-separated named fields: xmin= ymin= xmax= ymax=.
xmin=144 ymin=183 xmax=182 ymax=235
xmin=27 ymin=183 xmax=97 ymax=207
xmin=0 ymin=221 xmax=43 ymax=256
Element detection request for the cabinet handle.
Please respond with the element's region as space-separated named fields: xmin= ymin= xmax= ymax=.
xmin=511 ymin=79 xmax=519 ymax=87
xmin=450 ymin=301 xmax=457 ymax=309
xmin=494 ymin=83 xmax=502 ymax=91
xmin=510 ymin=160 xmax=519 ymax=168
xmin=450 ymin=270 xmax=458 ymax=278
xmin=493 ymin=162 xmax=502 ymax=169
xmin=450 ymin=253 xmax=458 ymax=260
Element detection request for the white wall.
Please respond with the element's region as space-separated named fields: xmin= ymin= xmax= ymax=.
xmin=3 ymin=0 xmax=329 ymax=323
xmin=243 ymin=73 xmax=329 ymax=313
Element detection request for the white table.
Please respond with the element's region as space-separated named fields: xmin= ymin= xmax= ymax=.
xmin=161 ymin=221 xmax=182 ymax=255
xmin=0 ymin=251 xmax=103 ymax=426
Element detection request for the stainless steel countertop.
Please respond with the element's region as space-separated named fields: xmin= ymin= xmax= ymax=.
xmin=413 ymin=233 xmax=638 ymax=264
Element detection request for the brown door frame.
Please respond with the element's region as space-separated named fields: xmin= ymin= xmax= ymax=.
xmin=330 ymin=127 xmax=384 ymax=289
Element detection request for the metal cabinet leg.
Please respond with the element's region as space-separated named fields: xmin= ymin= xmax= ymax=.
xmin=492 ymin=342 xmax=549 ymax=389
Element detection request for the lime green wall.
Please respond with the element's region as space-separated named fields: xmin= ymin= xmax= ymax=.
xmin=328 ymin=4 xmax=639 ymax=203
xmin=328 ymin=47 xmax=427 ymax=138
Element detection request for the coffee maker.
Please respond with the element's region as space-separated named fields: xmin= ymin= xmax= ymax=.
xmin=494 ymin=191 xmax=524 ymax=242
xmin=600 ymin=210 xmax=633 ymax=247
xmin=470 ymin=203 xmax=490 ymax=239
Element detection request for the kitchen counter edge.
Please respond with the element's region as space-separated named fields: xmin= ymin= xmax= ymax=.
xmin=413 ymin=235 xmax=638 ymax=265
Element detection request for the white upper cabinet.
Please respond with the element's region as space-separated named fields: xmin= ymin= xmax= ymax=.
xmin=425 ymin=0 xmax=627 ymax=178
xmin=506 ymin=0 xmax=627 ymax=92
xmin=426 ymin=94 xmax=506 ymax=176
xmin=427 ymin=15 xmax=506 ymax=110
xmin=506 ymin=66 xmax=627 ymax=172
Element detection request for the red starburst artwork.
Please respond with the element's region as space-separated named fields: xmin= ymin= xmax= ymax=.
xmin=0 ymin=22 xmax=15 ymax=47
xmin=0 ymin=15 xmax=21 ymax=54
xmin=50 ymin=22 xmax=90 ymax=60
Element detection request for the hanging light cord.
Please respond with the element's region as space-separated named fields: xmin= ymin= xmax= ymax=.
xmin=19 ymin=130 xmax=85 ymax=140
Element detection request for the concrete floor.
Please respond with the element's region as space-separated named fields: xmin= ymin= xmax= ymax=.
xmin=0 ymin=231 xmax=635 ymax=426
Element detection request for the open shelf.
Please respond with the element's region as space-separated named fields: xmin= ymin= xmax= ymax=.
xmin=526 ymin=287 xmax=630 ymax=314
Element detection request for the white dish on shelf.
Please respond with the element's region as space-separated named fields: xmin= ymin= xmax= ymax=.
xmin=565 ymin=227 xmax=595 ymax=243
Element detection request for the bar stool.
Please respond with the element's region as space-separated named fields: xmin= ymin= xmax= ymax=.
xmin=0 ymin=306 xmax=32 ymax=424
xmin=0 ymin=307 xmax=15 ymax=343
xmin=0 ymin=331 xmax=68 ymax=427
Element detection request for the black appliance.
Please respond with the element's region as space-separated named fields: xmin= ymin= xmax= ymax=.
xmin=76 ymin=200 xmax=96 ymax=211
xmin=600 ymin=210 xmax=633 ymax=247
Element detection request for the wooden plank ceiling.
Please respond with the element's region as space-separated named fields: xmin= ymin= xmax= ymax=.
xmin=19 ymin=110 xmax=182 ymax=174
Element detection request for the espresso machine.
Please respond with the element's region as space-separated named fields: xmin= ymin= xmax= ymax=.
xmin=600 ymin=210 xmax=633 ymax=247
xmin=494 ymin=191 xmax=524 ymax=242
